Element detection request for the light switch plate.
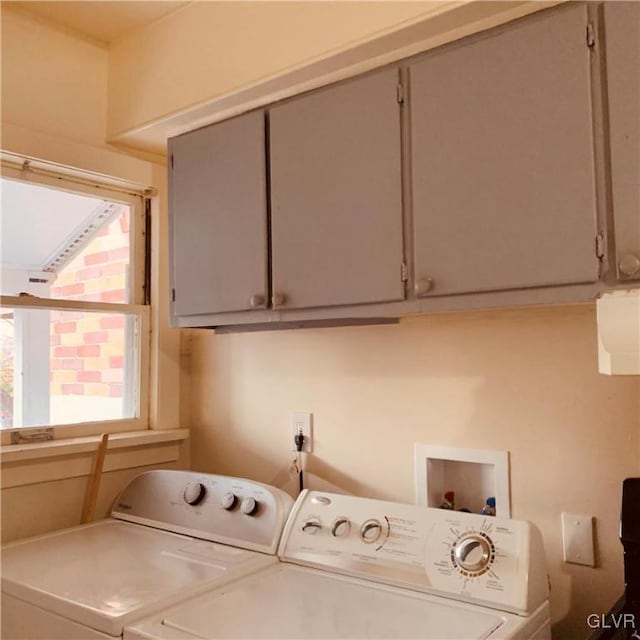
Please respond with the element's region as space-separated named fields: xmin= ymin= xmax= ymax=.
xmin=561 ymin=513 xmax=595 ymax=566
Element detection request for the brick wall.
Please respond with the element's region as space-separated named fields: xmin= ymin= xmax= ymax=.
xmin=50 ymin=209 xmax=129 ymax=400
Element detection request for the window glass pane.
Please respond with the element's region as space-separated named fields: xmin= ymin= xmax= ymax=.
xmin=0 ymin=178 xmax=131 ymax=303
xmin=1 ymin=308 xmax=137 ymax=428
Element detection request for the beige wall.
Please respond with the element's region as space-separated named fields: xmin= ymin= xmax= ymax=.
xmin=188 ymin=304 xmax=640 ymax=639
xmin=1 ymin=7 xmax=108 ymax=150
xmin=107 ymin=1 xmax=439 ymax=136
xmin=1 ymin=443 xmax=189 ymax=543
xmin=0 ymin=8 xmax=186 ymax=543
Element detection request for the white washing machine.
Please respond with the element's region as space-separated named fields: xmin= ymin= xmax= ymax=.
xmin=1 ymin=470 xmax=293 ymax=639
xmin=126 ymin=489 xmax=551 ymax=639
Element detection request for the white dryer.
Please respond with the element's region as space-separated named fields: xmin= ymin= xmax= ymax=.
xmin=126 ymin=490 xmax=551 ymax=639
xmin=1 ymin=470 xmax=293 ymax=639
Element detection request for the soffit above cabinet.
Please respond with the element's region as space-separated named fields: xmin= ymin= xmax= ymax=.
xmin=107 ymin=2 xmax=561 ymax=154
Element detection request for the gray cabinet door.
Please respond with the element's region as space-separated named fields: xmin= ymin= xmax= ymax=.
xmin=605 ymin=2 xmax=640 ymax=282
xmin=269 ymin=68 xmax=405 ymax=310
xmin=410 ymin=4 xmax=600 ymax=297
xmin=169 ymin=111 xmax=268 ymax=316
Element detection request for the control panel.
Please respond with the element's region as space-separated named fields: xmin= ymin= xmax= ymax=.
xmin=112 ymin=470 xmax=294 ymax=554
xmin=279 ymin=490 xmax=548 ymax=616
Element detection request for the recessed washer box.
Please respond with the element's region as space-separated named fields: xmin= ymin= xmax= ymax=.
xmin=414 ymin=444 xmax=511 ymax=518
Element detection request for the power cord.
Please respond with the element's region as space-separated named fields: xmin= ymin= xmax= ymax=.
xmin=294 ymin=427 xmax=305 ymax=494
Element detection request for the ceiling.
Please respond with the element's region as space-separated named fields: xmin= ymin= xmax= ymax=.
xmin=3 ymin=1 xmax=189 ymax=45
xmin=0 ymin=178 xmax=123 ymax=275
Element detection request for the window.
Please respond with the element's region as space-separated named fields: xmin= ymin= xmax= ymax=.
xmin=0 ymin=163 xmax=149 ymax=442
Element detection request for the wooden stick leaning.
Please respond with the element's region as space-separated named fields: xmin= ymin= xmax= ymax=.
xmin=81 ymin=433 xmax=109 ymax=524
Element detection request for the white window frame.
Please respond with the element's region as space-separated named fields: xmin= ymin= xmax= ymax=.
xmin=0 ymin=160 xmax=151 ymax=445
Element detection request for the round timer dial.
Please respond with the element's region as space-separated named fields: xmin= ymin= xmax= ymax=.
xmin=450 ymin=531 xmax=496 ymax=577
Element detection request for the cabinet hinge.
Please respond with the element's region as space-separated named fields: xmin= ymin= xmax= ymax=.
xmin=171 ymin=288 xmax=176 ymax=302
xmin=401 ymin=262 xmax=408 ymax=282
xmin=595 ymin=233 xmax=605 ymax=260
xmin=396 ymin=83 xmax=405 ymax=104
xmin=586 ymin=24 xmax=596 ymax=48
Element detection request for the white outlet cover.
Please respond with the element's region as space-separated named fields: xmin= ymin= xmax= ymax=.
xmin=290 ymin=412 xmax=313 ymax=453
xmin=561 ymin=513 xmax=595 ymax=567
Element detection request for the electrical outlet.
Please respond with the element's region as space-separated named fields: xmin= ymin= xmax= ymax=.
xmin=290 ymin=412 xmax=313 ymax=453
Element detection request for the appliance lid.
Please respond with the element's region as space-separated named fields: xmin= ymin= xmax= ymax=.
xmin=130 ymin=564 xmax=506 ymax=640
xmin=1 ymin=519 xmax=275 ymax=636
xmin=597 ymin=289 xmax=640 ymax=375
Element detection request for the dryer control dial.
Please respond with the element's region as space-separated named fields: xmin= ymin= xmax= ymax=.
xmin=331 ymin=517 xmax=350 ymax=537
xmin=360 ymin=519 xmax=382 ymax=543
xmin=302 ymin=519 xmax=322 ymax=534
xmin=452 ymin=533 xmax=495 ymax=575
xmin=183 ymin=482 xmax=206 ymax=506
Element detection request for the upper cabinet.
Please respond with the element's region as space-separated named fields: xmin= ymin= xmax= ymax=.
xmin=604 ymin=2 xmax=640 ymax=282
xmin=269 ymin=68 xmax=404 ymax=310
xmin=168 ymin=3 xmax=635 ymax=329
xmin=409 ymin=4 xmax=601 ymax=298
xmin=169 ymin=111 xmax=268 ymax=317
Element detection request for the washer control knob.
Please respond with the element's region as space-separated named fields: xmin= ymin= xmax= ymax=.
xmin=360 ymin=519 xmax=382 ymax=543
xmin=454 ymin=535 xmax=492 ymax=572
xmin=331 ymin=517 xmax=351 ymax=537
xmin=240 ymin=497 xmax=258 ymax=516
xmin=183 ymin=482 xmax=206 ymax=506
xmin=220 ymin=492 xmax=237 ymax=510
xmin=302 ymin=519 xmax=322 ymax=534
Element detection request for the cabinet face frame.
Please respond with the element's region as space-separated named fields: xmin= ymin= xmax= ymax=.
xmin=407 ymin=2 xmax=603 ymax=299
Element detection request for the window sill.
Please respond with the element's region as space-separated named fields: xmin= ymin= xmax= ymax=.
xmin=1 ymin=428 xmax=189 ymax=488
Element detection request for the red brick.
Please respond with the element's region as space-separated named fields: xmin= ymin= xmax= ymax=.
xmin=109 ymin=355 xmax=124 ymax=368
xmin=61 ymin=283 xmax=84 ymax=296
xmin=61 ymin=311 xmax=83 ymax=321
xmin=100 ymin=290 xmax=126 ymax=303
xmin=54 ymin=322 xmax=76 ymax=334
xmin=54 ymin=346 xmax=77 ymax=357
xmin=62 ymin=384 xmax=83 ymax=394
xmin=61 ymin=358 xmax=83 ymax=370
xmin=78 ymin=266 xmax=102 ymax=280
xmin=78 ymin=370 xmax=101 ymax=382
xmin=109 ymin=247 xmax=130 ymax=261
xmin=119 ymin=214 xmax=130 ymax=234
xmin=84 ymin=251 xmax=109 ymax=266
xmin=50 ymin=334 xmax=61 ymax=346
xmin=109 ymin=383 xmax=123 ymax=397
xmin=50 ymin=358 xmax=64 ymax=369
xmin=77 ymin=344 xmax=100 ymax=357
xmin=97 ymin=226 xmax=109 ymax=237
xmin=100 ymin=315 xmax=125 ymax=330
xmin=85 ymin=331 xmax=109 ymax=344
